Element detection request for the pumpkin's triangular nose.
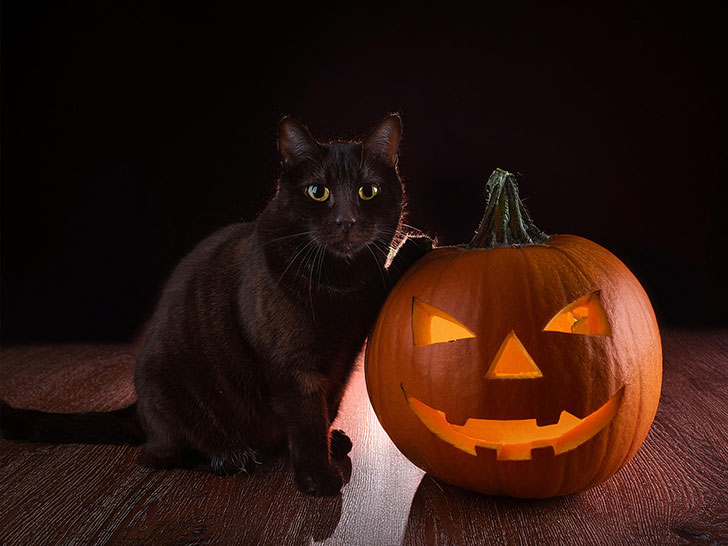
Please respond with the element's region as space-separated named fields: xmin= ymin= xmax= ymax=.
xmin=485 ymin=331 xmax=543 ymax=379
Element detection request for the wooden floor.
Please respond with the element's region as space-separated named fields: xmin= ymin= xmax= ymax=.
xmin=1 ymin=330 xmax=727 ymax=545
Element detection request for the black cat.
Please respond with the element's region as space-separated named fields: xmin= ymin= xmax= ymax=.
xmin=1 ymin=114 xmax=432 ymax=496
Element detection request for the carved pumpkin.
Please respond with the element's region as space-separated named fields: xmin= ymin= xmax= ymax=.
xmin=366 ymin=169 xmax=662 ymax=498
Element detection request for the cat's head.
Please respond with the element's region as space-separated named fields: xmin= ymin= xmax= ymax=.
xmin=272 ymin=115 xmax=404 ymax=259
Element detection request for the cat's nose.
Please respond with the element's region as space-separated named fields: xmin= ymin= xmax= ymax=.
xmin=335 ymin=217 xmax=356 ymax=231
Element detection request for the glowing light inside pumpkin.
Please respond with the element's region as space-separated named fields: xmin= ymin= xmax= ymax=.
xmin=412 ymin=298 xmax=476 ymax=346
xmin=405 ymin=387 xmax=623 ymax=460
xmin=543 ymin=292 xmax=611 ymax=336
xmin=485 ymin=331 xmax=542 ymax=379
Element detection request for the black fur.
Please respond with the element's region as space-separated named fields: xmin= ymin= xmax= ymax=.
xmin=0 ymin=115 xmax=432 ymax=496
xmin=1 ymin=400 xmax=143 ymax=445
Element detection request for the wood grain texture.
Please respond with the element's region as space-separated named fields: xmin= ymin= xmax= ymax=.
xmin=1 ymin=330 xmax=727 ymax=545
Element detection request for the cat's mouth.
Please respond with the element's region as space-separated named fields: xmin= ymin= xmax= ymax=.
xmin=327 ymin=241 xmax=367 ymax=258
xmin=317 ymin=231 xmax=380 ymax=259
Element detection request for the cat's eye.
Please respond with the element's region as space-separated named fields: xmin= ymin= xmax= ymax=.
xmin=358 ymin=184 xmax=379 ymax=201
xmin=306 ymin=184 xmax=330 ymax=202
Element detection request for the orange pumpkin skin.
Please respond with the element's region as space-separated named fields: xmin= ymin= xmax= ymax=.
xmin=366 ymin=226 xmax=662 ymax=497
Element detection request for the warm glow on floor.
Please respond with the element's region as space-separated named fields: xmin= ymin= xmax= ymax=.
xmin=405 ymin=387 xmax=623 ymax=460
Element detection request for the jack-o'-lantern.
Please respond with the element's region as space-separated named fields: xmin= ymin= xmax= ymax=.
xmin=366 ymin=169 xmax=662 ymax=498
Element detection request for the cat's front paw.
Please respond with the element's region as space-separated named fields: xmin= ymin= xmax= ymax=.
xmin=403 ymin=235 xmax=435 ymax=255
xmin=330 ymin=429 xmax=353 ymax=458
xmin=294 ymin=463 xmax=343 ymax=496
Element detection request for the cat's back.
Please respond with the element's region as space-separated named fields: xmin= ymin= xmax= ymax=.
xmin=173 ymin=222 xmax=253 ymax=278
xmin=142 ymin=222 xmax=256 ymax=349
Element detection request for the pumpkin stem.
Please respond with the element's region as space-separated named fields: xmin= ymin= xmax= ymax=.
xmin=467 ymin=168 xmax=548 ymax=249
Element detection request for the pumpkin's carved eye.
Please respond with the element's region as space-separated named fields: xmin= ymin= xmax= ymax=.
xmin=544 ymin=292 xmax=611 ymax=336
xmin=412 ymin=298 xmax=476 ymax=346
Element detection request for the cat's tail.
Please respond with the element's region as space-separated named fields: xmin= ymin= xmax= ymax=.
xmin=0 ymin=399 xmax=144 ymax=445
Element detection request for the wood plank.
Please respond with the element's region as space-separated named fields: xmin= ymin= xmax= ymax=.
xmin=1 ymin=330 xmax=727 ymax=545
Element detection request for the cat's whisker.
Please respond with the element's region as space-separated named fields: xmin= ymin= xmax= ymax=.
xmin=308 ymin=243 xmax=325 ymax=320
xmin=375 ymin=232 xmax=398 ymax=248
xmin=277 ymin=239 xmax=317 ymax=286
xmin=367 ymin=237 xmax=390 ymax=255
xmin=367 ymin=242 xmax=387 ymax=264
xmin=371 ymin=237 xmax=396 ymax=257
xmin=365 ymin=243 xmax=388 ymax=291
xmin=370 ymin=228 xmax=399 ymax=246
xmin=260 ymin=231 xmax=314 ymax=246
xmin=372 ymin=232 xmax=401 ymax=256
xmin=371 ymin=239 xmax=403 ymax=274
xmin=297 ymin=240 xmax=320 ymax=281
xmin=382 ymin=222 xmax=427 ymax=240
xmin=400 ymin=222 xmax=426 ymax=233
xmin=316 ymin=244 xmax=326 ymax=290
xmin=375 ymin=226 xmax=411 ymax=245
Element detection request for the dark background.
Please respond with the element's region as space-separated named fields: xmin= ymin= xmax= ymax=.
xmin=2 ymin=2 xmax=726 ymax=345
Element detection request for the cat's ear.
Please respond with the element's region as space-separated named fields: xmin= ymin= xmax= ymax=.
xmin=278 ymin=117 xmax=319 ymax=168
xmin=364 ymin=114 xmax=402 ymax=168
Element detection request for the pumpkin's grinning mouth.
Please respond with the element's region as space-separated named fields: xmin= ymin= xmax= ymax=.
xmin=401 ymin=384 xmax=624 ymax=461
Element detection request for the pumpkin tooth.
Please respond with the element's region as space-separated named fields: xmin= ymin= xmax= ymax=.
xmin=530 ymin=445 xmax=556 ymax=459
xmin=444 ymin=412 xmax=469 ymax=426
